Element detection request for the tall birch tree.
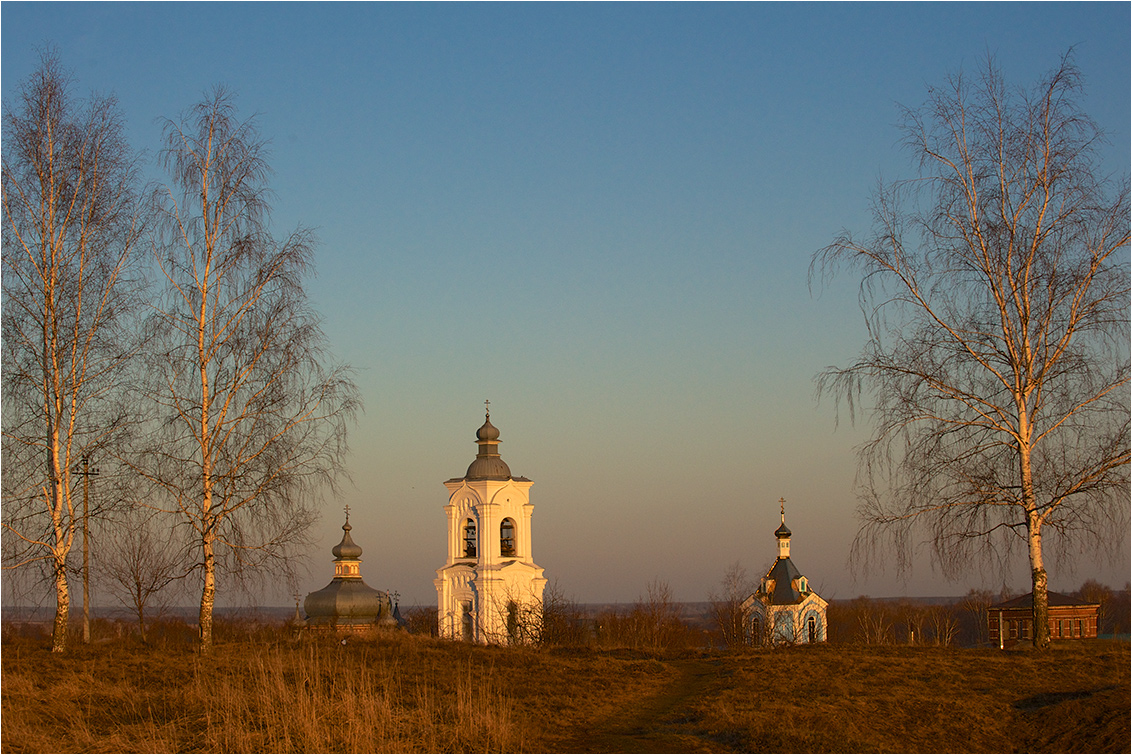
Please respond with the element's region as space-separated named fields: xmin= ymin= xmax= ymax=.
xmin=1 ymin=51 xmax=144 ymax=652
xmin=141 ymin=88 xmax=359 ymax=651
xmin=812 ymin=55 xmax=1129 ymax=649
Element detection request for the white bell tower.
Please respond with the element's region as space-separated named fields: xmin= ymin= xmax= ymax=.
xmin=435 ymin=403 xmax=546 ymax=643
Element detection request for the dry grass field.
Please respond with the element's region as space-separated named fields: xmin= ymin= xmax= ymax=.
xmin=2 ymin=625 xmax=1127 ymax=753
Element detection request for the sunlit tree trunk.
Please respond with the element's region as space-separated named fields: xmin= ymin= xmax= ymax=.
xmin=199 ymin=527 xmax=216 ymax=650
xmin=2 ymin=50 xmax=143 ymax=654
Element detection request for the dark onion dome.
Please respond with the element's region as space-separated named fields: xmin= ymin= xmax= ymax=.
xmin=330 ymin=520 xmax=362 ymax=561
xmin=465 ymin=412 xmax=514 ymax=480
xmin=775 ymin=519 xmax=792 ymax=539
xmin=476 ymin=417 xmax=501 ymax=441
xmin=332 ymin=520 xmax=363 ymax=561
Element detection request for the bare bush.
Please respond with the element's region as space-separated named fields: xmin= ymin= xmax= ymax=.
xmin=708 ymin=562 xmax=752 ymax=649
xmin=97 ymin=507 xmax=187 ymax=642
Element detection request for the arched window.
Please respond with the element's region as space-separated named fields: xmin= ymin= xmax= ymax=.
xmin=749 ymin=617 xmax=762 ymax=646
xmin=807 ymin=615 xmax=817 ymax=643
xmin=463 ymin=519 xmax=477 ymax=558
xmin=500 ymin=518 xmax=516 ymax=556
xmin=461 ymin=601 xmax=474 ymax=642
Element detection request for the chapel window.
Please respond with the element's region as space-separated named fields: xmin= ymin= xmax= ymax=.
xmin=500 ymin=518 xmax=516 ymax=557
xmin=807 ymin=615 xmax=817 ymax=643
xmin=463 ymin=519 xmax=477 ymax=558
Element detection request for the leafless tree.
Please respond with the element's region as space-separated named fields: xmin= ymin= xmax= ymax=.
xmin=539 ymin=580 xmax=590 ymax=647
xmin=898 ymin=601 xmax=929 ymax=645
xmin=636 ymin=578 xmax=688 ymax=652
xmin=1 ymin=50 xmax=144 ymax=652
xmin=709 ymin=561 xmax=752 ymax=648
xmin=811 ymin=54 xmax=1130 ymax=650
xmin=926 ymin=604 xmax=960 ymax=646
xmin=960 ymin=588 xmax=995 ymax=645
xmin=97 ymin=506 xmax=187 ymax=642
xmin=846 ymin=596 xmax=895 ymax=645
xmin=1074 ymin=579 xmax=1114 ymax=635
xmin=136 ymin=88 xmax=359 ymax=652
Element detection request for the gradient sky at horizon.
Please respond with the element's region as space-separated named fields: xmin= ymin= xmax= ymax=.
xmin=3 ymin=2 xmax=1129 ymax=608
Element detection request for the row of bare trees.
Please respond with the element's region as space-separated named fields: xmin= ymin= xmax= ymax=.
xmin=2 ymin=49 xmax=358 ymax=653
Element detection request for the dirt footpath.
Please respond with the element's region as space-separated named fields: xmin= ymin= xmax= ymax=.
xmin=558 ymin=658 xmax=734 ymax=753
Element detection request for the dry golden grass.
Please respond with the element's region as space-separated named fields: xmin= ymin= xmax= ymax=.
xmin=0 ymin=628 xmax=674 ymax=753
xmin=2 ymin=625 xmax=1127 ymax=753
xmin=680 ymin=642 xmax=1130 ymax=753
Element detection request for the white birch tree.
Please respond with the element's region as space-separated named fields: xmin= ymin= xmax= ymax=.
xmin=812 ymin=54 xmax=1129 ymax=649
xmin=1 ymin=50 xmax=144 ymax=652
xmin=138 ymin=88 xmax=359 ymax=652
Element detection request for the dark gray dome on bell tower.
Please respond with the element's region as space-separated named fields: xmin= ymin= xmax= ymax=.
xmin=464 ymin=408 xmax=513 ymax=481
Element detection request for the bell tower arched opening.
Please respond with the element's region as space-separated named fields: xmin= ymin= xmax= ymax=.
xmin=463 ymin=518 xmax=477 ymax=558
xmin=500 ymin=518 xmax=516 ymax=557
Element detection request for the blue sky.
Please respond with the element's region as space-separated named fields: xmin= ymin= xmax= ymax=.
xmin=3 ymin=3 xmax=1129 ymax=606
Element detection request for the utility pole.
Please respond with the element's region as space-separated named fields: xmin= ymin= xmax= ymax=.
xmin=75 ymin=456 xmax=99 ymax=643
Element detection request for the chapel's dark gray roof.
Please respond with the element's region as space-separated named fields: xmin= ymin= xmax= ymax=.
xmin=303 ymin=516 xmax=396 ymax=627
xmin=989 ymin=591 xmax=1100 ymax=610
xmin=304 ymin=579 xmax=395 ymax=626
xmin=764 ymin=556 xmax=804 ymax=605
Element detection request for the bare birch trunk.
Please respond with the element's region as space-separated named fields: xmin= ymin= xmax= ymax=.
xmin=199 ymin=531 xmax=215 ymax=651
xmin=1027 ymin=508 xmax=1050 ymax=649
xmin=51 ymin=555 xmax=70 ymax=653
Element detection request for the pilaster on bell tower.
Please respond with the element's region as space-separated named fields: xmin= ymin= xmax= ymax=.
xmin=435 ymin=402 xmax=546 ymax=643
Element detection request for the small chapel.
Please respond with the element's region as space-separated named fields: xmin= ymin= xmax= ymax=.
xmin=300 ymin=508 xmax=399 ymax=631
xmin=435 ymin=404 xmax=547 ymax=643
xmin=741 ymin=501 xmax=828 ymax=644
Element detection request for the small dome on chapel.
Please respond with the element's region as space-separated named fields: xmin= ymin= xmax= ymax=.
xmin=332 ymin=519 xmax=363 ymax=560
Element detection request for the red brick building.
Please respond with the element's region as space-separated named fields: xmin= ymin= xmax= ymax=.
xmin=987 ymin=591 xmax=1100 ymax=648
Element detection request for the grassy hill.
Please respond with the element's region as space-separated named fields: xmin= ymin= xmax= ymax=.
xmin=2 ymin=624 xmax=1127 ymax=753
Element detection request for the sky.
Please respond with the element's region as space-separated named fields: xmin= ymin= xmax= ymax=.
xmin=3 ymin=2 xmax=1129 ymax=608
